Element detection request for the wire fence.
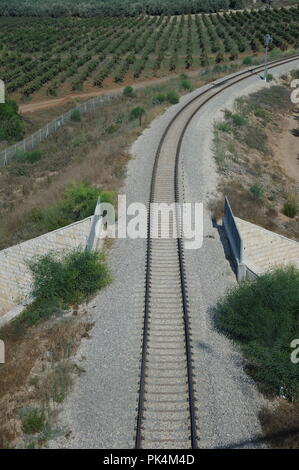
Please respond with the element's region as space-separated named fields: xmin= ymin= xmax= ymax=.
xmin=0 ymin=93 xmax=118 ymax=167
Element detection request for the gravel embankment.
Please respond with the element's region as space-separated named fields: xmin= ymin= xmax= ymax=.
xmin=49 ymin=87 xmax=197 ymax=449
xmin=181 ymin=60 xmax=299 ymax=448
xmin=50 ymin=59 xmax=299 ymax=449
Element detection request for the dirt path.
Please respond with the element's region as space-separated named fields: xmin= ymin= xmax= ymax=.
xmin=19 ymin=71 xmax=201 ymax=115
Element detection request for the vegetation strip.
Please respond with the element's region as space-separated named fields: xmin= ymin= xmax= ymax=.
xmin=0 ymin=7 xmax=298 ymax=101
xmin=0 ymin=248 xmax=111 ymax=448
xmin=210 ymin=71 xmax=299 ymax=241
xmin=215 ymin=267 xmax=299 ymax=448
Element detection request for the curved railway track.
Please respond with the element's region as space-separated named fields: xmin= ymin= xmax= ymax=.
xmin=135 ymin=54 xmax=299 ymax=449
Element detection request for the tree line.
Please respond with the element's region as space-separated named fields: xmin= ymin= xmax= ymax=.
xmin=0 ymin=0 xmax=246 ymax=17
xmin=0 ymin=99 xmax=24 ymax=141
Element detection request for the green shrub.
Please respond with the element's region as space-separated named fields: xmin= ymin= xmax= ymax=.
xmin=243 ymin=56 xmax=253 ymax=65
xmin=30 ymin=249 xmax=110 ymax=306
xmin=123 ymin=85 xmax=134 ymax=98
xmin=250 ymin=183 xmax=264 ymax=201
xmin=20 ymin=408 xmax=46 ymax=434
xmin=166 ymin=91 xmax=179 ymax=104
xmin=215 ymin=267 xmax=299 ymax=400
xmin=99 ymin=190 xmax=115 ymax=206
xmin=129 ymin=106 xmax=145 ymax=125
xmin=0 ymin=99 xmax=18 ymax=119
xmin=16 ymin=249 xmax=111 ymax=328
xmin=70 ymin=109 xmax=81 ymax=122
xmin=152 ymin=93 xmax=166 ymax=104
xmin=216 ymin=121 xmax=231 ymax=133
xmin=0 ymin=100 xmax=25 ymax=141
xmin=270 ymin=48 xmax=281 ymax=57
xmin=231 ymin=113 xmax=247 ymax=127
xmin=266 ymin=73 xmax=274 ymax=82
xmin=27 ymin=182 xmax=103 ymax=233
xmin=181 ymin=79 xmax=192 ymax=91
xmin=291 ymin=69 xmax=299 ymax=79
xmin=62 ymin=181 xmax=100 ymax=221
xmin=3 ymin=116 xmax=24 ymax=140
xmin=17 ymin=299 xmax=63 ymax=329
xmin=15 ymin=150 xmax=43 ymax=164
xmin=283 ymin=193 xmax=298 ymax=218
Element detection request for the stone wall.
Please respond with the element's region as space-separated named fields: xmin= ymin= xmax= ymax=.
xmin=0 ymin=217 xmax=92 ymax=316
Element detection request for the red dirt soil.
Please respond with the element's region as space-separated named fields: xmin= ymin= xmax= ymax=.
xmin=19 ymin=70 xmax=200 ymax=114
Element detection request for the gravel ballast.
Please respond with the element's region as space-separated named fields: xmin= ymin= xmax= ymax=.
xmin=50 ymin=59 xmax=299 ymax=449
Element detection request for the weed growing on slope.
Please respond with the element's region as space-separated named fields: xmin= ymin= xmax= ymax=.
xmin=283 ymin=192 xmax=298 ymax=219
xmin=13 ymin=249 xmax=111 ymax=330
xmin=211 ymin=78 xmax=299 ymax=240
xmin=215 ymin=267 xmax=299 ymax=400
xmin=24 ymin=182 xmax=115 ymax=235
xmin=20 ymin=408 xmax=46 ymax=434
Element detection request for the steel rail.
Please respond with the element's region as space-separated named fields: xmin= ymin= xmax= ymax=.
xmin=135 ymin=53 xmax=299 ymax=449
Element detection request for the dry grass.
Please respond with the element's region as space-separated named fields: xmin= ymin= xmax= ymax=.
xmin=0 ymin=78 xmax=193 ymax=249
xmin=260 ymin=400 xmax=299 ymax=449
xmin=210 ymin=80 xmax=299 ymax=241
xmin=0 ymin=99 xmax=81 ymax=153
xmin=212 ymin=78 xmax=299 ymax=450
xmin=210 ymin=180 xmax=278 ymax=231
xmin=0 ymin=60 xmax=264 ymax=249
xmin=0 ymin=103 xmax=132 ymax=248
xmin=0 ymin=62 xmax=264 ymax=250
xmin=0 ymin=307 xmax=93 ymax=448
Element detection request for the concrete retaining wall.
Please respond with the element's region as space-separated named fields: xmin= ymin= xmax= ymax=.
xmin=0 ymin=217 xmax=92 ymax=316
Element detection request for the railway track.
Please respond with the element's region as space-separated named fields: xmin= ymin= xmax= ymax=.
xmin=135 ymin=54 xmax=299 ymax=449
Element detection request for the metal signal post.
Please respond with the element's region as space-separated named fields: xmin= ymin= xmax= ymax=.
xmin=264 ymin=34 xmax=273 ymax=81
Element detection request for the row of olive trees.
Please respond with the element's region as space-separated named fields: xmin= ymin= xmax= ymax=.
xmin=0 ymin=0 xmax=245 ymax=17
xmin=1 ymin=5 xmax=298 ymax=96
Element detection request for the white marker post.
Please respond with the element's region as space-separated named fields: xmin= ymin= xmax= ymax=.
xmin=0 ymin=79 xmax=4 ymax=103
